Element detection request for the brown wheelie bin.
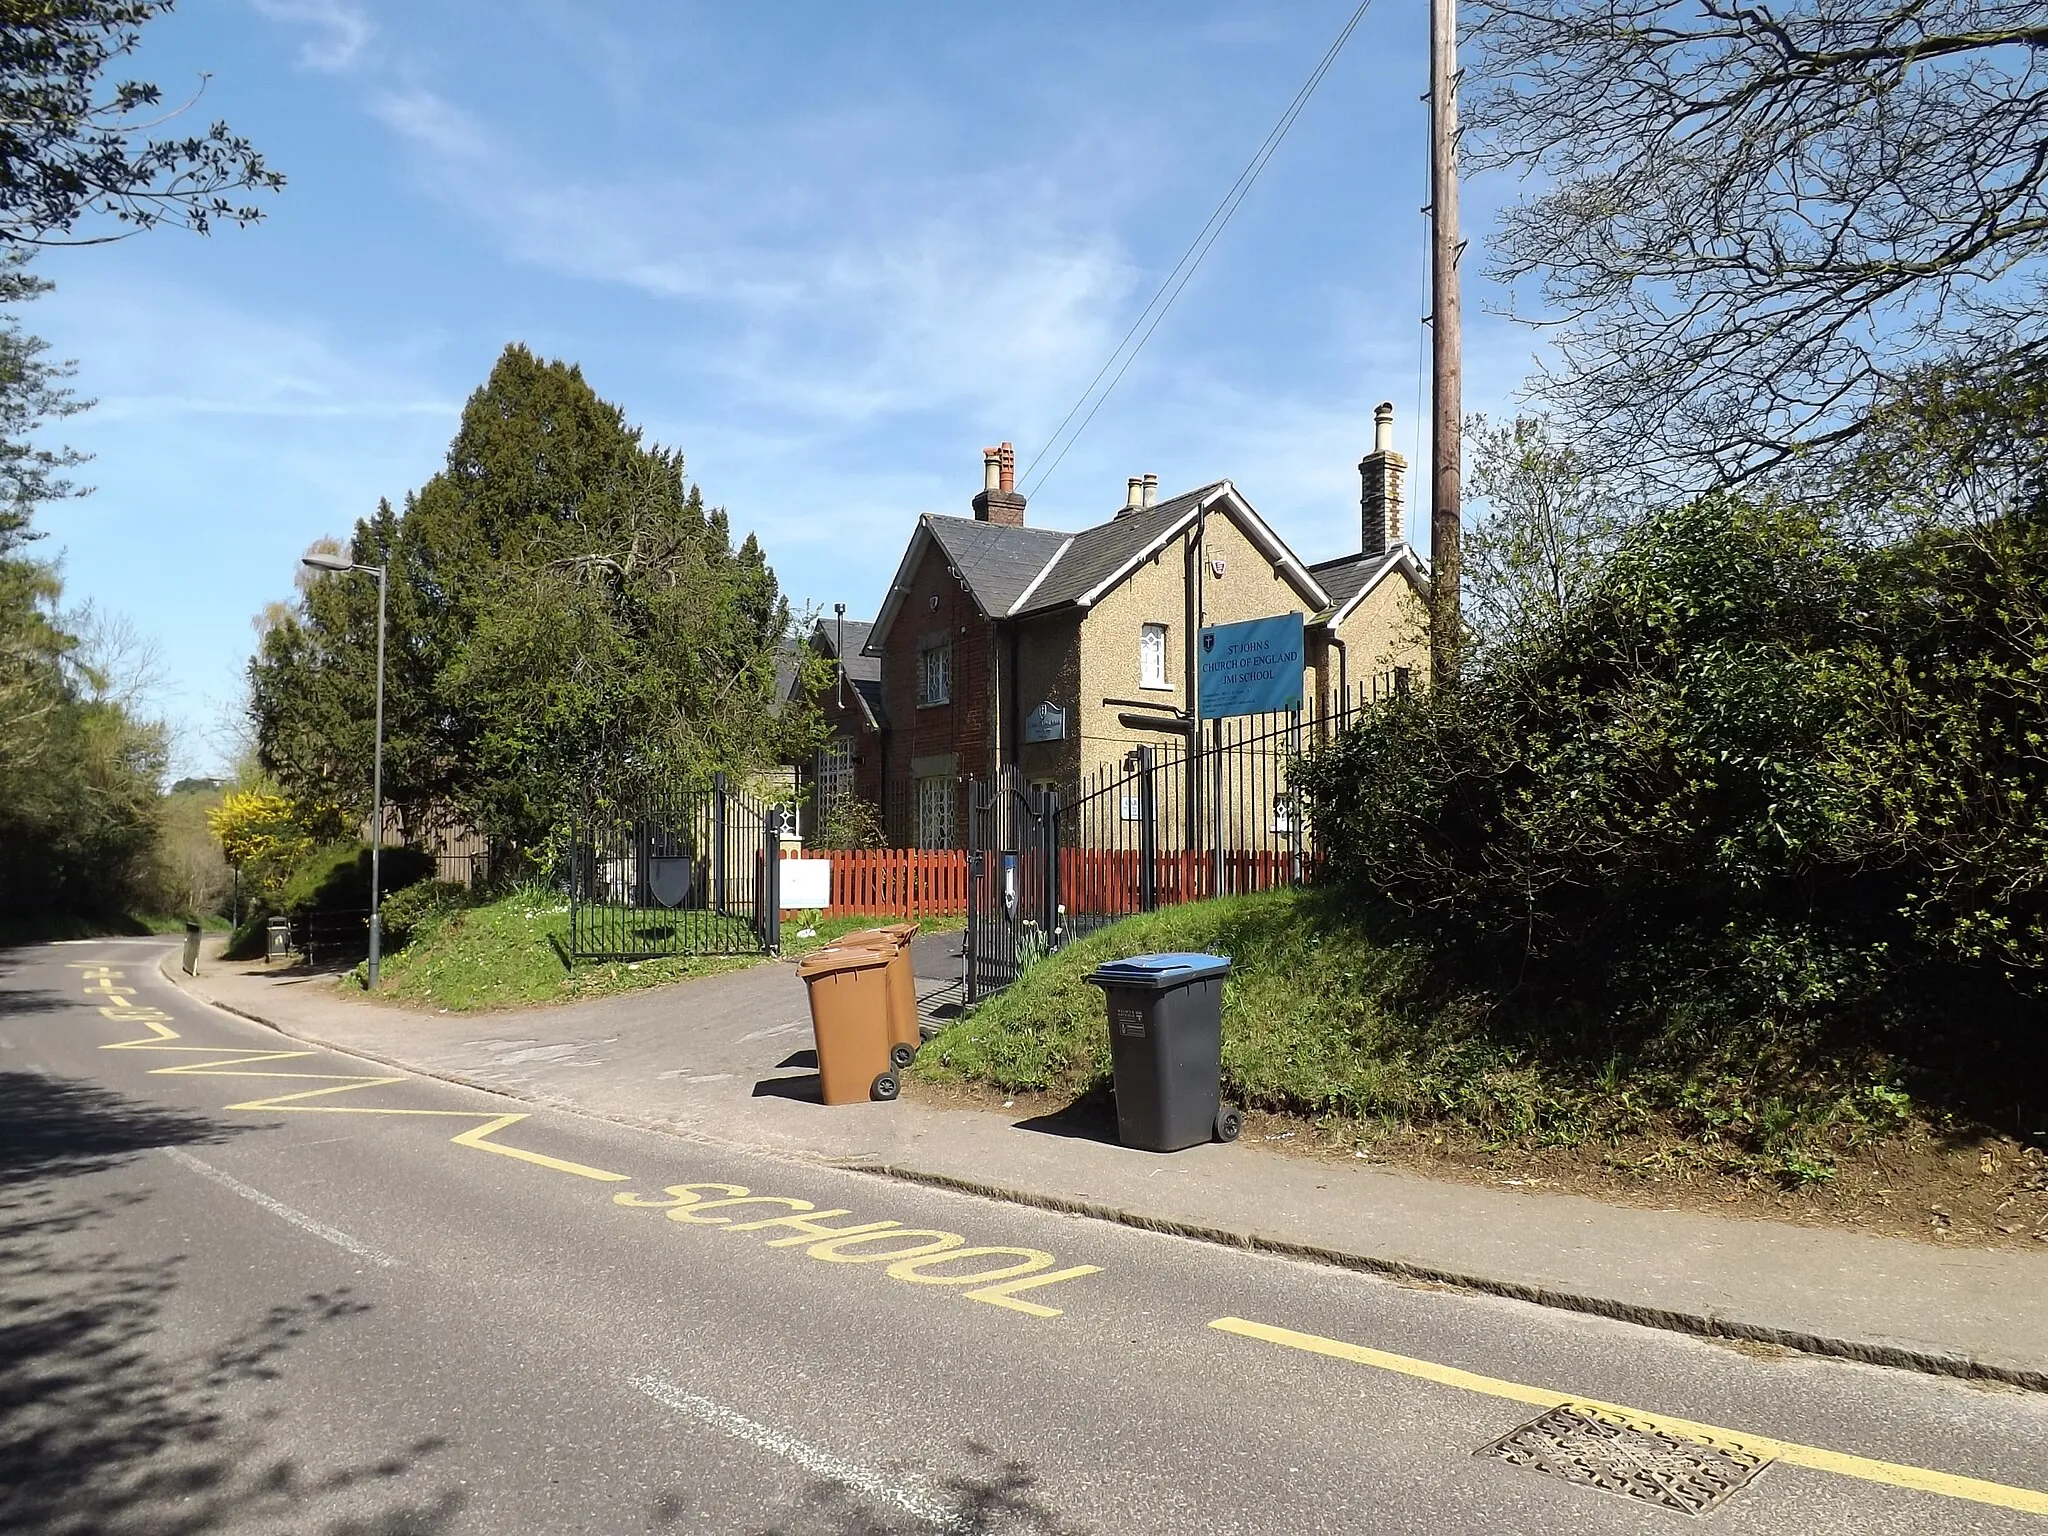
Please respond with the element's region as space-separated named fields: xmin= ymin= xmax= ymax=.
xmin=839 ymin=922 xmax=922 ymax=1067
xmin=795 ymin=945 xmax=899 ymax=1104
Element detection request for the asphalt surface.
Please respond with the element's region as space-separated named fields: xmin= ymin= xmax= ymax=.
xmin=5 ymin=937 xmax=2047 ymax=1535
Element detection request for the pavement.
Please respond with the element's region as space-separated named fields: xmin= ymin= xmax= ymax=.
xmin=163 ymin=933 xmax=2048 ymax=1392
xmin=8 ymin=935 xmax=2048 ymax=1533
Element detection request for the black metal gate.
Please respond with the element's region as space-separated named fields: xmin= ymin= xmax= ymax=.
xmin=568 ymin=772 xmax=782 ymax=962
xmin=963 ymin=768 xmax=1057 ymax=1004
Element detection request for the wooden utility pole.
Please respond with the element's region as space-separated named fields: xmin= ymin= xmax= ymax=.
xmin=1428 ymin=0 xmax=1463 ymax=686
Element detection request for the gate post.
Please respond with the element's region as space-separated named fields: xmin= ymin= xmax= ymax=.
xmin=713 ymin=771 xmax=728 ymax=915
xmin=762 ymin=802 xmax=782 ymax=953
xmin=1136 ymin=745 xmax=1158 ymax=912
xmin=1041 ymin=786 xmax=1062 ymax=945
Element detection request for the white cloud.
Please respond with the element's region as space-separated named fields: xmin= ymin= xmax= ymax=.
xmin=249 ymin=0 xmax=373 ymax=73
xmin=366 ymin=87 xmax=1140 ymax=432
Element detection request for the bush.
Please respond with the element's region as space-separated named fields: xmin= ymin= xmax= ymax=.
xmin=1295 ymin=493 xmax=2048 ymax=1128
xmin=378 ymin=879 xmax=476 ymax=950
xmin=277 ymin=841 xmax=436 ymax=919
xmin=813 ymin=796 xmax=886 ymax=850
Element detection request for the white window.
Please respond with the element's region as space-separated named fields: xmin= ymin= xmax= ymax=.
xmin=1140 ymin=623 xmax=1169 ymax=688
xmin=917 ymin=642 xmax=952 ymax=707
xmin=916 ymin=776 xmax=958 ymax=849
xmin=818 ymin=739 xmax=854 ymax=814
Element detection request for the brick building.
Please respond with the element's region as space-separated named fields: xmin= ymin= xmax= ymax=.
xmin=792 ymin=407 xmax=1430 ymax=848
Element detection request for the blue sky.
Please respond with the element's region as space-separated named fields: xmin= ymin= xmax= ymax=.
xmin=31 ymin=0 xmax=1540 ymax=777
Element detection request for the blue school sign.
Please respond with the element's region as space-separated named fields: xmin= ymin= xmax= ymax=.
xmin=1198 ymin=612 xmax=1305 ymax=720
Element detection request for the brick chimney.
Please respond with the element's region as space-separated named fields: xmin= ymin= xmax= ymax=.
xmin=972 ymin=441 xmax=1027 ymax=525
xmin=1359 ymin=402 xmax=1406 ymax=556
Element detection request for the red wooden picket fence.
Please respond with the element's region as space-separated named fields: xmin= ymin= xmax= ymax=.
xmin=780 ymin=845 xmax=1311 ymax=920
xmin=1055 ymin=848 xmax=1305 ymax=912
xmin=781 ymin=847 xmax=969 ymax=916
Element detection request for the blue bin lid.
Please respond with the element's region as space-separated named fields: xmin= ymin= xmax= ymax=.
xmin=1086 ymin=951 xmax=1231 ymax=987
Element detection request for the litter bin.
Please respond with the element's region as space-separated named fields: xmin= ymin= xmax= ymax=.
xmin=839 ymin=922 xmax=921 ymax=1068
xmin=1084 ymin=952 xmax=1240 ymax=1152
xmin=795 ymin=945 xmax=901 ymax=1104
xmin=181 ymin=918 xmax=202 ymax=977
xmin=266 ymin=916 xmax=291 ymax=964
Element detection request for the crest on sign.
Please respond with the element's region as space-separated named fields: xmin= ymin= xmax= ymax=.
xmin=1024 ymin=701 xmax=1067 ymax=743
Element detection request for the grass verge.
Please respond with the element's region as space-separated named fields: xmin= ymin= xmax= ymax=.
xmin=911 ymin=888 xmax=2042 ymax=1206
xmin=369 ymin=887 xmax=960 ymax=1011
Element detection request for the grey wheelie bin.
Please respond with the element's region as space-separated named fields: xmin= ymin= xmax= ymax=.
xmin=1084 ymin=952 xmax=1241 ymax=1152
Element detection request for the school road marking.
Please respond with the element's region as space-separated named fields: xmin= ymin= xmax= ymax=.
xmin=1211 ymin=1316 xmax=2048 ymax=1518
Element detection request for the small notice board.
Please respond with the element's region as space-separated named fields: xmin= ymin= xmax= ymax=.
xmin=1197 ymin=612 xmax=1305 ymax=720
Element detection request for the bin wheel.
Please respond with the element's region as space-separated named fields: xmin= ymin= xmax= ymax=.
xmin=1214 ymin=1105 xmax=1243 ymax=1143
xmin=890 ymin=1042 xmax=917 ymax=1071
xmin=871 ymin=1072 xmax=900 ymax=1102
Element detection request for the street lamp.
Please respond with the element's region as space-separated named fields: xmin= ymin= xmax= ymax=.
xmin=302 ymin=550 xmax=389 ymax=986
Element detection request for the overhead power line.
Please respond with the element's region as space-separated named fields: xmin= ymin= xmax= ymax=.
xmin=1020 ymin=0 xmax=1377 ymax=500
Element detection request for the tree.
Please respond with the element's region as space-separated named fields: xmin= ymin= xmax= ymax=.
xmin=207 ymin=785 xmax=317 ymax=900
xmin=0 ymin=252 xmax=87 ymax=551
xmin=1467 ymin=0 xmax=2048 ymax=488
xmin=249 ymin=345 xmax=821 ymax=867
xmin=0 ymin=2 xmax=282 ymax=247
xmin=1462 ymin=413 xmax=1624 ymax=650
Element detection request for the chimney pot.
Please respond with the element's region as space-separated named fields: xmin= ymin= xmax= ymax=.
xmin=972 ymin=439 xmax=1028 ymax=525
xmin=1141 ymin=473 xmax=1158 ymax=508
xmin=1374 ymin=401 xmax=1395 ymax=455
xmin=1126 ymin=476 xmax=1144 ymax=509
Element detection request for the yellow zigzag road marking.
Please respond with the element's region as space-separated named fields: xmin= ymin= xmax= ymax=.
xmin=86 ymin=975 xmax=627 ymax=1184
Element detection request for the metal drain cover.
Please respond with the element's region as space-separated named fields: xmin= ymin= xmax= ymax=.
xmin=1480 ymin=1402 xmax=1771 ymax=1515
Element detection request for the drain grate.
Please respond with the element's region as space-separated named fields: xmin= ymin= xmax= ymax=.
xmin=1479 ymin=1403 xmax=1771 ymax=1516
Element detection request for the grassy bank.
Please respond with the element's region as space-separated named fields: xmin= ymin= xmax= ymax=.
xmin=913 ymin=888 xmax=1971 ymax=1186
xmin=369 ymin=887 xmax=959 ymax=1011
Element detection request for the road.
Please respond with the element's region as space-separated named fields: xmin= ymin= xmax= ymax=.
xmin=4 ymin=937 xmax=2045 ymax=1535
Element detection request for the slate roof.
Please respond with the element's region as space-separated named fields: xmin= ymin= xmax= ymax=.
xmin=817 ymin=617 xmax=880 ymax=682
xmin=922 ymin=516 xmax=1074 ymax=618
xmin=850 ymin=677 xmax=887 ymax=729
xmin=1010 ymin=483 xmax=1228 ymax=616
xmin=1307 ymin=546 xmax=1428 ymax=624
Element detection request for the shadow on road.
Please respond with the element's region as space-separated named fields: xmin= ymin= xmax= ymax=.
xmin=656 ymin=1440 xmax=1089 ymax=1535
xmin=0 ymin=1079 xmax=469 ymax=1534
xmin=0 ymin=970 xmax=80 ymax=1018
xmin=0 ymin=1069 xmax=238 ymax=1189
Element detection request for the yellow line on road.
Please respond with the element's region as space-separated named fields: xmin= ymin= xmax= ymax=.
xmin=452 ymin=1114 xmax=630 ymax=1183
xmin=82 ymin=969 xmax=629 ymax=1184
xmin=1210 ymin=1317 xmax=2048 ymax=1517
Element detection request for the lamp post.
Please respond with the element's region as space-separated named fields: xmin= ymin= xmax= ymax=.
xmin=302 ymin=551 xmax=388 ymax=986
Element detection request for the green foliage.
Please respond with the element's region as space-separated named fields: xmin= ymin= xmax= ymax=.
xmin=1299 ymin=449 xmax=2048 ymax=1127
xmin=0 ymin=559 xmax=168 ymax=921
xmin=916 ymin=890 xmax=1923 ymax=1173
xmin=372 ymin=889 xmax=946 ymax=1010
xmin=0 ymin=2 xmax=282 ymax=247
xmin=249 ymin=344 xmax=820 ymax=866
xmin=276 ymin=842 xmax=434 ymax=919
xmin=376 ymin=878 xmax=475 ymax=951
xmin=813 ymin=795 xmax=886 ymax=850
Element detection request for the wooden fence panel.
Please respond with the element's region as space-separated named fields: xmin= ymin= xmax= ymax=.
xmin=780 ymin=847 xmax=970 ymax=916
